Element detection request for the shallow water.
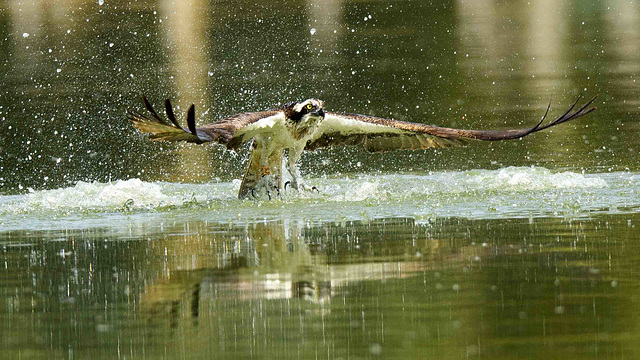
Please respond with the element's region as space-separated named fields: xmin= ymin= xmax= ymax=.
xmin=2 ymin=0 xmax=640 ymax=359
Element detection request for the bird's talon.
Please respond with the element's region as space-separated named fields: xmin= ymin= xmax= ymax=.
xmin=284 ymin=181 xmax=291 ymax=190
xmin=311 ymin=186 xmax=320 ymax=193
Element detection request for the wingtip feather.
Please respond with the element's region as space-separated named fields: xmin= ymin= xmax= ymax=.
xmin=129 ymin=97 xmax=205 ymax=144
xmin=186 ymin=105 xmax=197 ymax=135
xmin=164 ymin=99 xmax=183 ymax=129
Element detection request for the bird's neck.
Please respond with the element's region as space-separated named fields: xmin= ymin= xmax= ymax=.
xmin=287 ymin=117 xmax=322 ymax=140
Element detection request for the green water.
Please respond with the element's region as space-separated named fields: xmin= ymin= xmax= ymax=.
xmin=1 ymin=0 xmax=640 ymax=359
xmin=2 ymin=211 xmax=640 ymax=359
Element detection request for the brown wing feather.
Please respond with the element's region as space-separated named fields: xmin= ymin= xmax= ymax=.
xmin=198 ymin=110 xmax=280 ymax=150
xmin=128 ymin=96 xmax=279 ymax=149
xmin=306 ymin=95 xmax=597 ymax=152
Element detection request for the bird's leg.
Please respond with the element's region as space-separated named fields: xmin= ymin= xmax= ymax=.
xmin=285 ymin=149 xmax=318 ymax=193
xmin=249 ymin=141 xmax=282 ymax=200
xmin=286 ymin=163 xmax=305 ymax=190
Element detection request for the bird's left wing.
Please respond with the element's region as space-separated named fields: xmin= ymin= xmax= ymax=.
xmin=306 ymin=96 xmax=597 ymax=152
xmin=127 ymin=96 xmax=281 ymax=149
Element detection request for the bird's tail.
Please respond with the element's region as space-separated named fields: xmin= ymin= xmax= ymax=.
xmin=127 ymin=96 xmax=205 ymax=143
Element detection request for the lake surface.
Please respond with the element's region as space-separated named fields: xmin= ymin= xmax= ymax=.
xmin=1 ymin=0 xmax=639 ymax=359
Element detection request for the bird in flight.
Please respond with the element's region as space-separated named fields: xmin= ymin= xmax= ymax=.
xmin=128 ymin=95 xmax=596 ymax=199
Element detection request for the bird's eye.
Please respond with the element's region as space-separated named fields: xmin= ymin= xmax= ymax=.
xmin=306 ymin=104 xmax=313 ymax=110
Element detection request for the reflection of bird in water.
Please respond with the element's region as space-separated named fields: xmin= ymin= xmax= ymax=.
xmin=138 ymin=218 xmax=448 ymax=327
xmin=294 ymin=279 xmax=332 ymax=303
xmin=142 ymin=261 xmax=431 ymax=328
xmin=128 ymin=95 xmax=596 ymax=199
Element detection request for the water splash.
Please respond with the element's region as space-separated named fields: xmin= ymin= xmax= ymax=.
xmin=20 ymin=179 xmax=174 ymax=212
xmin=0 ymin=167 xmax=637 ymax=231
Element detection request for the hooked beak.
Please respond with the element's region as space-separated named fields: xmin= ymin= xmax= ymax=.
xmin=312 ymin=108 xmax=325 ymax=118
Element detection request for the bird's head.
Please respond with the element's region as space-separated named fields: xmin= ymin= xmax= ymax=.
xmin=282 ymin=98 xmax=325 ymax=123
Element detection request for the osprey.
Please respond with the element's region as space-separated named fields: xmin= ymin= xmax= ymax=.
xmin=127 ymin=95 xmax=596 ymax=199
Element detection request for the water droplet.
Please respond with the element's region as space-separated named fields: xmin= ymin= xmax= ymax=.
xmin=309 ymin=28 xmax=316 ymax=35
xmin=369 ymin=343 xmax=382 ymax=355
xmin=518 ymin=311 xmax=527 ymax=319
xmin=22 ymin=32 xmax=29 ymax=38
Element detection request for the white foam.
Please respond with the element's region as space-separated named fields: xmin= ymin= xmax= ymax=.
xmin=0 ymin=168 xmax=633 ymax=229
xmin=462 ymin=167 xmax=608 ymax=191
xmin=17 ymin=179 xmax=177 ymax=212
xmin=344 ymin=181 xmax=380 ymax=201
xmin=332 ymin=167 xmax=608 ymax=202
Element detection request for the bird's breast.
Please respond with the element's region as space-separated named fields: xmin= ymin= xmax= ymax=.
xmin=287 ymin=118 xmax=321 ymax=141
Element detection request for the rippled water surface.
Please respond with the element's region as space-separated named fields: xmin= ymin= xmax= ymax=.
xmin=2 ymin=0 xmax=640 ymax=359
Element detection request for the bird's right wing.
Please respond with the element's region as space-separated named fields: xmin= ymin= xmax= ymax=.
xmin=127 ymin=96 xmax=281 ymax=149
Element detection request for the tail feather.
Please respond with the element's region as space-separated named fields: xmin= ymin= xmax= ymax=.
xmin=127 ymin=96 xmax=205 ymax=144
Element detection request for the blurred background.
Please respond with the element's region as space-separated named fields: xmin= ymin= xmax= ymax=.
xmin=1 ymin=0 xmax=638 ymax=193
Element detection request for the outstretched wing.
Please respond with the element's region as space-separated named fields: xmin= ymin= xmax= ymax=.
xmin=306 ymin=96 xmax=597 ymax=152
xmin=127 ymin=96 xmax=282 ymax=150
